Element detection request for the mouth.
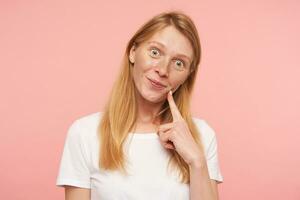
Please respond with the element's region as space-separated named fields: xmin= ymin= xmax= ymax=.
xmin=147 ymin=77 xmax=167 ymax=90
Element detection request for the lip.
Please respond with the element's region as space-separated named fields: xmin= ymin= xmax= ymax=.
xmin=147 ymin=78 xmax=167 ymax=89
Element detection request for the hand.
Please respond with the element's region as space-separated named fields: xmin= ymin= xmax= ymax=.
xmin=157 ymin=90 xmax=205 ymax=166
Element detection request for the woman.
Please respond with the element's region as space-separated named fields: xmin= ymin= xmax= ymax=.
xmin=56 ymin=11 xmax=224 ymax=200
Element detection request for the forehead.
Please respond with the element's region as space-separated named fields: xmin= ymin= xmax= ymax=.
xmin=143 ymin=26 xmax=194 ymax=59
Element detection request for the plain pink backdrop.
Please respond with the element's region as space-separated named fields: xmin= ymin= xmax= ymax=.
xmin=1 ymin=0 xmax=299 ymax=199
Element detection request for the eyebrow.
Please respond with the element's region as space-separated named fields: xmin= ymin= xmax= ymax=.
xmin=147 ymin=41 xmax=192 ymax=63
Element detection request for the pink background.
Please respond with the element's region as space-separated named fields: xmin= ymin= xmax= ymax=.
xmin=1 ymin=0 xmax=299 ymax=199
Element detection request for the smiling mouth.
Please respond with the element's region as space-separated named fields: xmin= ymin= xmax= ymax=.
xmin=147 ymin=78 xmax=167 ymax=90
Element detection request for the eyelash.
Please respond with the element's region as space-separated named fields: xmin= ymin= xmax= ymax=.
xmin=149 ymin=47 xmax=186 ymax=68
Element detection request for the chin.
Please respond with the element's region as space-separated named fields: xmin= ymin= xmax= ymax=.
xmin=142 ymin=91 xmax=166 ymax=103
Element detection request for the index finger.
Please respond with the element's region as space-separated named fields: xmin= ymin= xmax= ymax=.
xmin=167 ymin=90 xmax=183 ymax=121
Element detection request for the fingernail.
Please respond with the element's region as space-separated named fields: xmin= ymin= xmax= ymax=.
xmin=169 ymin=90 xmax=172 ymax=95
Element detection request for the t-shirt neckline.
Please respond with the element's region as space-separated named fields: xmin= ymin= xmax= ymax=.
xmin=128 ymin=132 xmax=159 ymax=139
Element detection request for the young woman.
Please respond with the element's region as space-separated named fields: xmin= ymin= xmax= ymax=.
xmin=56 ymin=11 xmax=224 ymax=200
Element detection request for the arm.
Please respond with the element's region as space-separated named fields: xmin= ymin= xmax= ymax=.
xmin=189 ymin=160 xmax=219 ymax=200
xmin=65 ymin=186 xmax=91 ymax=200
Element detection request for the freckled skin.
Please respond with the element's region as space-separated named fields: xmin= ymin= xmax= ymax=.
xmin=129 ymin=26 xmax=194 ymax=104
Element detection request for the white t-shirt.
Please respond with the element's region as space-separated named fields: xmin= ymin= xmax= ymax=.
xmin=56 ymin=112 xmax=223 ymax=200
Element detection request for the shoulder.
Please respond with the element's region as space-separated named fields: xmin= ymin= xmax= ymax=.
xmin=67 ymin=111 xmax=104 ymax=139
xmin=73 ymin=111 xmax=103 ymax=128
xmin=191 ymin=116 xmax=218 ymax=148
xmin=191 ymin=117 xmax=217 ymax=138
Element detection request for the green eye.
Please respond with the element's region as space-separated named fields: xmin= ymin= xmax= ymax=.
xmin=150 ymin=48 xmax=160 ymax=57
xmin=174 ymin=60 xmax=185 ymax=70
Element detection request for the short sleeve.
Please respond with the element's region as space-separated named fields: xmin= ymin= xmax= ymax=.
xmin=56 ymin=120 xmax=91 ymax=189
xmin=201 ymin=120 xmax=224 ymax=183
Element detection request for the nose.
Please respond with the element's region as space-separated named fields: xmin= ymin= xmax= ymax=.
xmin=155 ymin=58 xmax=170 ymax=77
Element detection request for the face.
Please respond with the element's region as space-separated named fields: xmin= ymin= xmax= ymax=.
xmin=129 ymin=26 xmax=194 ymax=103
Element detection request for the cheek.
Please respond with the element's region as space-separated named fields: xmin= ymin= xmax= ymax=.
xmin=132 ymin=56 xmax=147 ymax=75
xmin=131 ymin=58 xmax=151 ymax=84
xmin=146 ymin=58 xmax=159 ymax=67
xmin=170 ymin=81 xmax=181 ymax=91
xmin=132 ymin=67 xmax=143 ymax=86
xmin=169 ymin=75 xmax=189 ymax=91
xmin=135 ymin=51 xmax=159 ymax=70
xmin=170 ymin=74 xmax=187 ymax=86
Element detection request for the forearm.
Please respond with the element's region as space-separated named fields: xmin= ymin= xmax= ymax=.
xmin=189 ymin=160 xmax=217 ymax=200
